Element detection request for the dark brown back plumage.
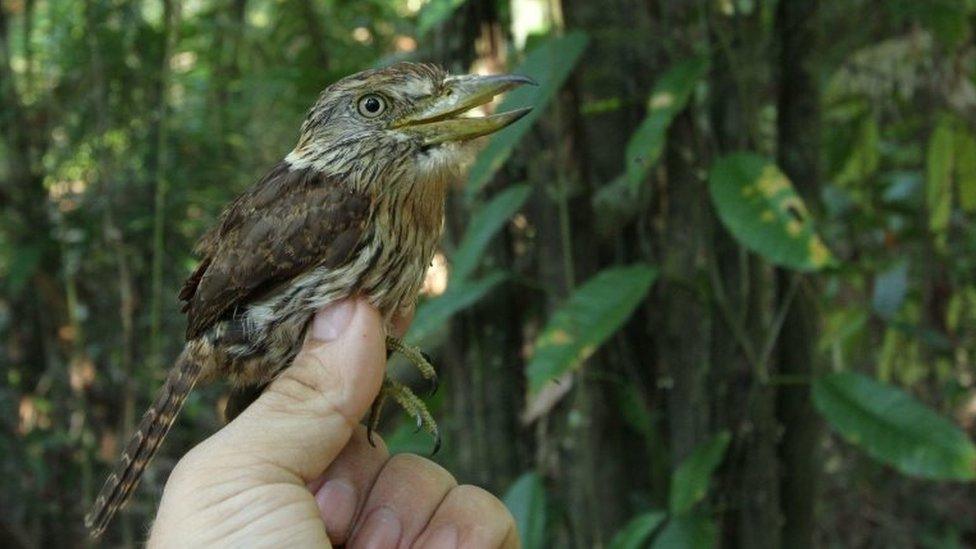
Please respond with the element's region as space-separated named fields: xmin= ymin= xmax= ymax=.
xmin=181 ymin=162 xmax=370 ymax=339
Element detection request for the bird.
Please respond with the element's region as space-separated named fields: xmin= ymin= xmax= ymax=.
xmin=84 ymin=61 xmax=534 ymax=538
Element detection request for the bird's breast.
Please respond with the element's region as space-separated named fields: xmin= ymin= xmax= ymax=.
xmin=358 ymin=201 xmax=443 ymax=320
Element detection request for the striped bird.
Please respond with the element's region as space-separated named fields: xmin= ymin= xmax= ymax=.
xmin=85 ymin=62 xmax=533 ymax=538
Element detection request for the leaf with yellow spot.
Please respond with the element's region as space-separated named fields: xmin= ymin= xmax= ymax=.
xmin=622 ymin=56 xmax=709 ymax=192
xmin=708 ymin=153 xmax=836 ymax=271
xmin=526 ymin=264 xmax=657 ymax=397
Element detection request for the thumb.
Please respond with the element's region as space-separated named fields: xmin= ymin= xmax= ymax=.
xmin=204 ymin=298 xmax=386 ymax=481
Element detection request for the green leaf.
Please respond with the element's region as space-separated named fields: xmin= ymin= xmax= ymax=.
xmin=609 ymin=511 xmax=667 ymax=549
xmin=834 ymin=114 xmax=880 ymax=186
xmin=623 ymin=55 xmax=709 ymax=192
xmin=872 ymin=260 xmax=909 ymax=320
xmin=526 ymin=264 xmax=657 ymax=395
xmin=669 ymin=431 xmax=731 ymax=515
xmin=407 ymin=271 xmax=507 ymax=343
xmin=452 ymin=184 xmax=531 ymax=282
xmin=813 ymin=372 xmax=976 ymax=480
xmin=708 ymin=153 xmax=835 ymax=271
xmin=466 ymin=31 xmax=588 ymax=196
xmin=927 ymin=116 xmax=954 ymax=244
xmin=650 ymin=514 xmax=718 ymax=549
xmin=416 ymin=0 xmax=468 ymax=37
xmin=502 ymin=472 xmax=547 ymax=549
xmin=955 ymin=127 xmax=976 ymax=213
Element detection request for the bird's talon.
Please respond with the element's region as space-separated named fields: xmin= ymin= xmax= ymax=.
xmin=431 ymin=432 xmax=442 ymax=455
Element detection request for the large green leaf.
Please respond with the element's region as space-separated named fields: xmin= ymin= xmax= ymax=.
xmin=813 ymin=372 xmax=976 ymax=480
xmin=708 ymin=153 xmax=835 ymax=271
xmin=466 ymin=32 xmax=588 ymax=196
xmin=416 ymin=0 xmax=469 ymax=37
xmin=669 ymin=431 xmax=731 ymax=515
xmin=502 ymin=472 xmax=547 ymax=549
xmin=623 ymin=55 xmax=709 ymax=192
xmin=526 ymin=264 xmax=656 ymax=395
xmin=650 ymin=514 xmax=717 ymax=549
xmin=609 ymin=511 xmax=667 ymax=549
xmin=407 ymin=271 xmax=507 ymax=343
xmin=452 ymin=184 xmax=531 ymax=282
xmin=927 ymin=116 xmax=954 ymax=244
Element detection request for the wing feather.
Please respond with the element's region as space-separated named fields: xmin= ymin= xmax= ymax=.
xmin=180 ymin=161 xmax=371 ymax=340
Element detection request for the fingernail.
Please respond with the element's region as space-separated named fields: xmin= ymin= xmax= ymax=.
xmin=353 ymin=507 xmax=401 ymax=549
xmin=425 ymin=525 xmax=459 ymax=549
xmin=311 ymin=299 xmax=355 ymax=342
xmin=315 ymin=479 xmax=357 ymax=539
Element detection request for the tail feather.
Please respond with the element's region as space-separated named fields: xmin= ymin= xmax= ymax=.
xmin=85 ymin=352 xmax=202 ymax=538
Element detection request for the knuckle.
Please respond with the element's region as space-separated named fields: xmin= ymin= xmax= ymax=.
xmin=454 ymin=484 xmax=515 ymax=525
xmin=260 ymin=354 xmax=342 ymax=414
xmin=385 ymin=453 xmax=456 ymax=486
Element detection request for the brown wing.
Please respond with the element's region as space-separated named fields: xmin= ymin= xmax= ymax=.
xmin=180 ymin=161 xmax=371 ymax=340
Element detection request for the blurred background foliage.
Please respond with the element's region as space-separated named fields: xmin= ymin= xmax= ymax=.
xmin=2 ymin=0 xmax=976 ymax=547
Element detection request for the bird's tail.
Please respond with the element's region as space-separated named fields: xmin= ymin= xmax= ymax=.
xmin=85 ymin=351 xmax=202 ymax=538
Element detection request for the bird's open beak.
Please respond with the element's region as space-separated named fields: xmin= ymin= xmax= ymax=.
xmin=395 ymin=74 xmax=536 ymax=146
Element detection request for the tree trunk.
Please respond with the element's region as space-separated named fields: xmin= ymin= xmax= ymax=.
xmin=775 ymin=1 xmax=823 ymax=547
xmin=707 ymin=5 xmax=782 ymax=546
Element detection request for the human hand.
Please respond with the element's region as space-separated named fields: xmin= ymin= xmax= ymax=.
xmin=148 ymin=299 xmax=518 ymax=548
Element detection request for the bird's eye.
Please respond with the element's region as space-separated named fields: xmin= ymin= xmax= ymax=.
xmin=357 ymin=94 xmax=387 ymax=118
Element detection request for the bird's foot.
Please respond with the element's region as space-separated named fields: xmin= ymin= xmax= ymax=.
xmin=366 ymin=377 xmax=441 ymax=454
xmin=365 ymin=336 xmax=440 ymax=453
xmin=385 ymin=335 xmax=438 ymax=396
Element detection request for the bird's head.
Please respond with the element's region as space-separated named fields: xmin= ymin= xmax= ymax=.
xmin=285 ymin=62 xmax=534 ymax=192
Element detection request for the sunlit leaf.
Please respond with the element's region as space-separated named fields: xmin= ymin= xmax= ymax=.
xmin=623 ymin=55 xmax=709 ymax=192
xmin=452 ymin=184 xmax=531 ymax=282
xmin=526 ymin=264 xmax=656 ymax=395
xmin=669 ymin=431 xmax=731 ymax=515
xmin=872 ymin=260 xmax=909 ymax=320
xmin=650 ymin=514 xmax=718 ymax=549
xmin=708 ymin=153 xmax=835 ymax=271
xmin=407 ymin=271 xmax=507 ymax=343
xmin=502 ymin=472 xmax=547 ymax=549
xmin=416 ymin=0 xmax=468 ymax=37
xmin=609 ymin=510 xmax=667 ymax=549
xmin=813 ymin=372 xmax=976 ymax=480
xmin=927 ymin=116 xmax=954 ymax=245
xmin=466 ymin=31 xmax=588 ymax=196
xmin=955 ymin=128 xmax=976 ymax=212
